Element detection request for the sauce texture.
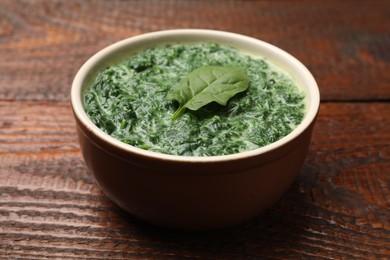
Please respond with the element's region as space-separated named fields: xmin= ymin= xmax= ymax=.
xmin=83 ymin=43 xmax=306 ymax=156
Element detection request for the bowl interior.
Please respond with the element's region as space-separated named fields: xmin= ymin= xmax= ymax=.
xmin=71 ymin=29 xmax=320 ymax=162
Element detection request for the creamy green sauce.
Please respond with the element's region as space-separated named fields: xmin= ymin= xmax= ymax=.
xmin=83 ymin=43 xmax=305 ymax=156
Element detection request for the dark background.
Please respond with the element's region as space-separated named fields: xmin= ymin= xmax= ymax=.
xmin=1 ymin=0 xmax=389 ymax=258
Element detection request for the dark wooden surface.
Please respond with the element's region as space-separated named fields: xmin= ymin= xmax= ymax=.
xmin=1 ymin=0 xmax=389 ymax=259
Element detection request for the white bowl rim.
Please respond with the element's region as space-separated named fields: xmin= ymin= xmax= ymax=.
xmin=71 ymin=29 xmax=320 ymax=163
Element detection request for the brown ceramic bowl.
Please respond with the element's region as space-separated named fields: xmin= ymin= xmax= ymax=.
xmin=71 ymin=29 xmax=320 ymax=230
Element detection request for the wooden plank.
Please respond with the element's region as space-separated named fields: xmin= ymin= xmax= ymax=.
xmin=0 ymin=101 xmax=78 ymax=152
xmin=0 ymin=100 xmax=389 ymax=258
xmin=1 ymin=0 xmax=389 ymax=102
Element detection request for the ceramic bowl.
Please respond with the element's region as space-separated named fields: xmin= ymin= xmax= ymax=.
xmin=71 ymin=29 xmax=320 ymax=230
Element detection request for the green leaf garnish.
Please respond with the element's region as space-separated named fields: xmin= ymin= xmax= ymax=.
xmin=167 ymin=66 xmax=249 ymax=120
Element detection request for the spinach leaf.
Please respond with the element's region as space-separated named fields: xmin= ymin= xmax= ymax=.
xmin=167 ymin=66 xmax=249 ymax=120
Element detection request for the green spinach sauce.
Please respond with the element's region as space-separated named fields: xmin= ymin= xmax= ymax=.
xmin=83 ymin=43 xmax=306 ymax=156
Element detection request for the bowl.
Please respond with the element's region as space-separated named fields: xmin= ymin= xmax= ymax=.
xmin=71 ymin=29 xmax=320 ymax=230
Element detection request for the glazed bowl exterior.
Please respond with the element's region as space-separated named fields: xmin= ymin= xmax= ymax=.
xmin=71 ymin=29 xmax=320 ymax=230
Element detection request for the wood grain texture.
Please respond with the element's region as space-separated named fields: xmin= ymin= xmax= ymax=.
xmin=0 ymin=101 xmax=389 ymax=259
xmin=0 ymin=0 xmax=389 ymax=101
xmin=1 ymin=0 xmax=390 ymax=259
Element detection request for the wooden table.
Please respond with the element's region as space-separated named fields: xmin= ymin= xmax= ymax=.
xmin=1 ymin=0 xmax=389 ymax=258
